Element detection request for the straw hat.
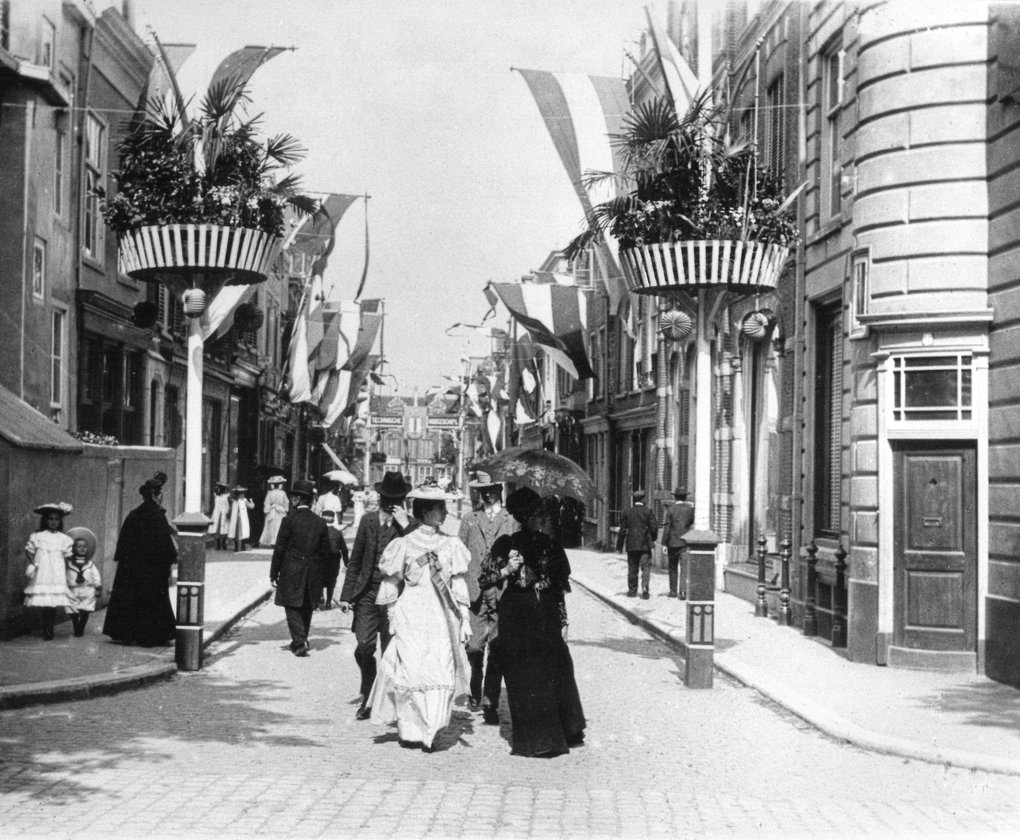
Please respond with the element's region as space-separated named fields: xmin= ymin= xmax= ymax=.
xmin=67 ymin=526 xmax=97 ymax=560
xmin=33 ymin=501 xmax=73 ymax=516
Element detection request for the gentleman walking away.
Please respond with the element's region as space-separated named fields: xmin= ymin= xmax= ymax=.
xmin=270 ymin=479 xmax=332 ymax=657
xmin=339 ymin=471 xmax=416 ymax=720
xmin=661 ymin=486 xmax=695 ymax=599
xmin=617 ymin=489 xmax=658 ymax=599
xmin=457 ymin=471 xmax=518 ymax=725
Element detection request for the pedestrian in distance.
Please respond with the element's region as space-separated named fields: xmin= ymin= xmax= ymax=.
xmin=482 ymin=487 xmax=585 ymax=757
xmin=457 ymin=470 xmax=517 ymax=724
xmin=228 ymin=486 xmax=254 ymax=552
xmin=103 ymin=473 xmax=177 ymax=647
xmin=661 ymin=486 xmax=695 ymax=599
xmin=339 ymin=471 xmax=417 ymax=720
xmin=65 ymin=526 xmax=102 ymax=637
xmin=259 ymin=475 xmax=289 ymax=547
xmin=617 ymin=489 xmax=658 ymax=599
xmin=319 ymin=508 xmax=349 ymax=610
xmin=208 ymin=482 xmax=231 ymax=551
xmin=314 ymin=479 xmax=344 ymax=520
xmin=368 ymin=478 xmax=473 ymax=752
xmin=269 ymin=479 xmax=331 ymax=657
xmin=23 ymin=501 xmax=74 ymax=640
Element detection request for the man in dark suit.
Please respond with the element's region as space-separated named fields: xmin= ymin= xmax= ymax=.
xmin=339 ymin=471 xmax=416 ymax=720
xmin=270 ymin=479 xmax=332 ymax=657
xmin=661 ymin=486 xmax=695 ymax=599
xmin=617 ymin=489 xmax=658 ymax=599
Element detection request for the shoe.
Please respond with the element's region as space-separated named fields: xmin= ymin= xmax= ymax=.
xmin=468 ymin=697 xmax=481 ymax=712
xmin=641 ymin=591 xmax=650 ymax=600
xmin=679 ymin=591 xmax=687 ymax=600
xmin=355 ymin=704 xmax=372 ymax=721
xmin=421 ymin=743 xmax=435 ymax=753
xmin=42 ymin=628 xmax=54 ymax=641
xmin=667 ymin=591 xmax=677 ymax=598
xmin=626 ymin=590 xmax=637 ymax=598
xmin=482 ymin=707 xmax=500 ymax=725
xmin=294 ymin=642 xmax=309 ymax=657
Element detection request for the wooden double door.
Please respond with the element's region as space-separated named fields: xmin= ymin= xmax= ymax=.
xmin=893 ymin=443 xmax=977 ymax=652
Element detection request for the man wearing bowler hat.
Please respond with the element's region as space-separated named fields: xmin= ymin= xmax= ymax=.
xmin=458 ymin=470 xmax=518 ymax=723
xmin=617 ymin=489 xmax=658 ymax=599
xmin=661 ymin=487 xmax=695 ymax=599
xmin=339 ymin=470 xmax=417 ymax=719
xmin=270 ymin=479 xmax=332 ymax=657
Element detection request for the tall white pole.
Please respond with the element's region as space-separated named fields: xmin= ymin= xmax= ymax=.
xmin=693 ymin=295 xmax=712 ymax=532
xmin=184 ymin=315 xmax=205 ymax=513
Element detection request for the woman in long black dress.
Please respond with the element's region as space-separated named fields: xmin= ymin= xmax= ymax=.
xmin=481 ymin=488 xmax=585 ymax=757
xmin=103 ymin=473 xmax=177 ymax=646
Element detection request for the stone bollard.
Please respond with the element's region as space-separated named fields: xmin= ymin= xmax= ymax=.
xmin=173 ymin=512 xmax=210 ymax=671
xmin=684 ymin=528 xmax=719 ymax=689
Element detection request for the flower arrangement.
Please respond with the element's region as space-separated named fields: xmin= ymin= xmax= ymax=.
xmin=72 ymin=430 xmax=121 ymax=446
xmin=99 ymin=79 xmax=317 ymax=238
xmin=565 ymin=94 xmax=802 ymax=259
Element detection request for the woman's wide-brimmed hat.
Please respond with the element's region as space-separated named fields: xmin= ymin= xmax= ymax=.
xmin=374 ymin=471 xmax=413 ymax=499
xmin=505 ymin=487 xmax=543 ymax=520
xmin=34 ymin=501 xmax=73 ymax=516
xmin=468 ymin=470 xmax=501 ymax=490
xmin=291 ymin=479 xmax=316 ymax=500
xmin=267 ymin=475 xmax=287 ymax=486
xmin=66 ymin=526 xmax=97 ymax=560
xmin=232 ymin=485 xmax=247 ymax=493
xmin=407 ymin=477 xmax=462 ymax=501
xmin=215 ymin=482 xmax=229 ymax=491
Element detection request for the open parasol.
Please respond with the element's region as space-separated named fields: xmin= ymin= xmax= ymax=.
xmin=323 ymin=468 xmax=358 ymax=485
xmin=472 ymin=446 xmax=599 ymax=503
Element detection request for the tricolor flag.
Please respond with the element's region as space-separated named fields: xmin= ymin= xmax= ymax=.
xmin=317 ymin=300 xmax=361 ymax=428
xmin=515 ymin=68 xmax=632 ymax=320
xmin=508 ymin=334 xmax=540 ymax=426
xmin=491 ymin=282 xmax=593 ymax=380
xmin=644 ymin=7 xmax=702 ymax=118
xmin=209 ymin=45 xmax=289 ymax=93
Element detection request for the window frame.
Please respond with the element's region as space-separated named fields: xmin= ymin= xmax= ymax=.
xmin=54 ymin=129 xmax=66 ymax=218
xmin=813 ymin=302 xmax=844 ymax=538
xmin=83 ymin=111 xmax=106 ymax=261
xmin=32 ymin=237 xmax=46 ymax=300
xmin=765 ymin=72 xmax=786 ymax=180
xmin=821 ymin=42 xmax=845 ymax=222
xmin=38 ymin=16 xmax=55 ymax=69
xmin=50 ymin=307 xmax=66 ymax=409
xmin=891 ymin=353 xmax=973 ymax=424
xmin=848 ymin=247 xmax=870 ymax=338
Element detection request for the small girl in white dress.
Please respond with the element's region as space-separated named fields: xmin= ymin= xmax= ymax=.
xmin=24 ymin=502 xmax=74 ymax=640
xmin=65 ymin=526 xmax=102 ymax=637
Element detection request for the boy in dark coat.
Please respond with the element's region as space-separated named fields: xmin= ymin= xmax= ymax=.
xmin=319 ymin=508 xmax=349 ymax=609
xmin=270 ymin=479 xmax=331 ymax=657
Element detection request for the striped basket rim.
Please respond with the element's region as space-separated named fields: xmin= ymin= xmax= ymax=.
xmin=117 ymin=224 xmax=282 ymax=282
xmin=620 ymin=239 xmax=790 ymax=295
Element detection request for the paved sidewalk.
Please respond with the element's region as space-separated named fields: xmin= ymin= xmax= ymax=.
xmin=568 ymin=547 xmax=1020 ymax=777
xmin=0 ymin=547 xmax=274 ymax=709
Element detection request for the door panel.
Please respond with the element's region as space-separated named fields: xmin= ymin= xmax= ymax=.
xmin=894 ymin=445 xmax=976 ymax=651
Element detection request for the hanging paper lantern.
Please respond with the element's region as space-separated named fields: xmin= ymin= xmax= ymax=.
xmin=741 ymin=311 xmax=771 ymax=340
xmin=659 ymin=309 xmax=693 ymax=342
xmin=182 ymin=288 xmax=207 ymax=317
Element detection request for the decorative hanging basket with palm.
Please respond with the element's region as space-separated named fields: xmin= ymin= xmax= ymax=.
xmin=566 ymin=95 xmax=802 ymax=297
xmin=100 ymin=79 xmax=317 ymax=303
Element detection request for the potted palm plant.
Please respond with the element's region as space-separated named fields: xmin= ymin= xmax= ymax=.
xmin=565 ymin=93 xmax=802 ymax=294
xmin=100 ymin=79 xmax=318 ymax=301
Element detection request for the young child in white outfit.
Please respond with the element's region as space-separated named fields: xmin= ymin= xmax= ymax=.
xmin=65 ymin=526 xmax=102 ymax=637
xmin=24 ymin=502 xmax=74 ymax=640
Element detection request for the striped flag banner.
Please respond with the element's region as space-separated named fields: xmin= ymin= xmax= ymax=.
xmin=492 ymin=282 xmax=593 ymax=380
xmin=209 ymin=45 xmax=288 ymax=92
xmin=515 ymin=68 xmax=632 ymax=320
xmin=133 ymin=43 xmax=195 ymax=126
xmin=644 ymin=7 xmax=702 ymax=118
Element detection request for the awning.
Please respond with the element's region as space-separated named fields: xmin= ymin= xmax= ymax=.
xmin=0 ymin=384 xmax=82 ymax=452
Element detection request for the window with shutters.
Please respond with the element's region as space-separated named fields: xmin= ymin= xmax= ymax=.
xmin=765 ymin=74 xmax=785 ymax=180
xmin=814 ymin=304 xmax=843 ymax=537
xmin=83 ymin=113 xmax=105 ymax=260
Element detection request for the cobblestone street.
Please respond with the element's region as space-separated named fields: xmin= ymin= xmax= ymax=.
xmin=2 ymin=586 xmax=1019 ymax=839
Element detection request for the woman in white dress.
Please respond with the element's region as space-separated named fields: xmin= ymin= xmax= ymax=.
xmin=259 ymin=476 xmax=289 ymax=547
xmin=228 ymin=486 xmax=255 ymax=551
xmin=369 ymin=480 xmax=472 ymax=752
xmin=208 ymin=483 xmax=231 ymax=550
xmin=24 ymin=502 xmax=74 ymax=640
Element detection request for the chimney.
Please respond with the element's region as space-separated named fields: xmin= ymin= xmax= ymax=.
xmin=122 ymin=0 xmax=135 ymax=28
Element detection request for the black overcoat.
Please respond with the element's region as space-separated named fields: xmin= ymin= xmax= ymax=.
xmin=270 ymin=506 xmax=331 ymax=607
xmin=339 ymin=512 xmax=416 ymax=604
xmin=617 ymin=503 xmax=659 ymax=552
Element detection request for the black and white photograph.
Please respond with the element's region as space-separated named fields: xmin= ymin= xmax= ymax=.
xmin=2 ymin=0 xmax=1020 ymax=837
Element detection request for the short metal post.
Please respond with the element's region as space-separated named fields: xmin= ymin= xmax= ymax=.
xmin=755 ymin=532 xmax=768 ymax=617
xmin=778 ymin=535 xmax=792 ymax=626
xmin=684 ymin=528 xmax=719 ymax=689
xmin=832 ymin=542 xmax=848 ymax=648
xmin=803 ymin=539 xmax=818 ymax=637
xmin=174 ymin=513 xmax=210 ymax=671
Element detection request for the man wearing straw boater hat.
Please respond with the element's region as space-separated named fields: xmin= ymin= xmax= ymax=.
xmin=458 ymin=470 xmax=517 ymax=724
xmin=339 ymin=470 xmax=417 ymax=720
xmin=270 ymin=479 xmax=331 ymax=657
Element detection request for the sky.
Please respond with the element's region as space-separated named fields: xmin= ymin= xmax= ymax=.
xmin=128 ymin=0 xmax=656 ymax=394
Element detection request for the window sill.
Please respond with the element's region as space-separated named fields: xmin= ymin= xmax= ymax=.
xmin=806 ymin=217 xmax=845 ymax=246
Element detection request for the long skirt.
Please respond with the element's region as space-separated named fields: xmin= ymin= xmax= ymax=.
xmin=499 ymin=588 xmax=586 ymax=757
